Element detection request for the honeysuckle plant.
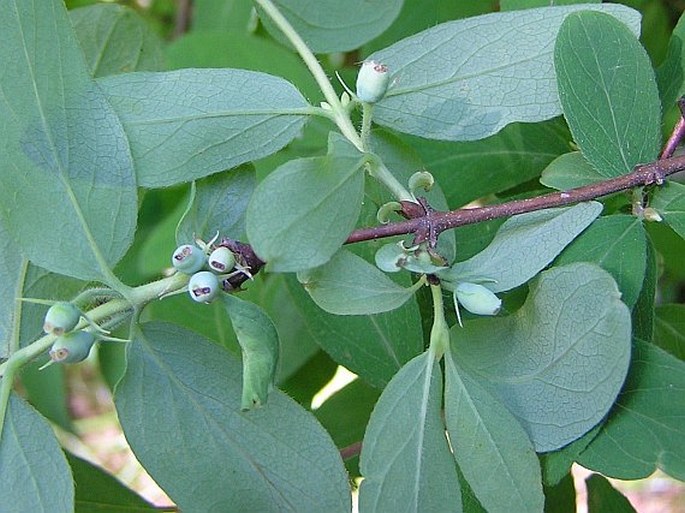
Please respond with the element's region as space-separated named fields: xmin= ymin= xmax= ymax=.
xmin=1 ymin=0 xmax=684 ymax=512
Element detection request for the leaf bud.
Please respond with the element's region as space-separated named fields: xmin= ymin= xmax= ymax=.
xmin=356 ymin=60 xmax=390 ymax=103
xmin=172 ymin=244 xmax=206 ymax=274
xmin=208 ymin=246 xmax=236 ymax=273
xmin=188 ymin=271 xmax=220 ymax=303
xmin=455 ymin=282 xmax=502 ymax=316
xmin=49 ymin=331 xmax=96 ymax=364
xmin=43 ymin=302 xmax=80 ymax=336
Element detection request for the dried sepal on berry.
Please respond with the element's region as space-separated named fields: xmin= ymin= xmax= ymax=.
xmin=172 ymin=244 xmax=206 ymax=274
xmin=49 ymin=331 xmax=96 ymax=364
xmin=188 ymin=271 xmax=220 ymax=303
xmin=208 ymin=246 xmax=236 ymax=273
xmin=356 ymin=60 xmax=390 ymax=103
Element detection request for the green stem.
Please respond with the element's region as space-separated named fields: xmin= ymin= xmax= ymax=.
xmin=0 ymin=271 xmax=190 ymax=433
xmin=428 ymin=283 xmax=450 ymax=361
xmin=253 ymin=0 xmax=363 ymax=151
xmin=367 ymin=158 xmax=415 ymax=202
xmin=360 ymin=102 xmax=374 ymax=150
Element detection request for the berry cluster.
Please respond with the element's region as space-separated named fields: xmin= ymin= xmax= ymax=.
xmin=42 ymin=302 xmax=95 ymax=365
xmin=172 ymin=240 xmax=243 ymax=303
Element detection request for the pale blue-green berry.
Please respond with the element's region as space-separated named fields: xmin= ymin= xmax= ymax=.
xmin=455 ymin=282 xmax=502 ymax=316
xmin=49 ymin=331 xmax=96 ymax=364
xmin=208 ymin=246 xmax=236 ymax=273
xmin=172 ymin=244 xmax=206 ymax=274
xmin=43 ymin=302 xmax=81 ymax=336
xmin=188 ymin=271 xmax=220 ymax=303
xmin=356 ymin=60 xmax=390 ymax=103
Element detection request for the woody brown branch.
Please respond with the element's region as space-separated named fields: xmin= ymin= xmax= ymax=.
xmin=345 ymin=155 xmax=685 ymax=244
xmin=222 ymin=154 xmax=685 ymax=291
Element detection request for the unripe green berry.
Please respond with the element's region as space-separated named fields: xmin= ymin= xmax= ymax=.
xmin=455 ymin=282 xmax=502 ymax=316
xmin=208 ymin=246 xmax=236 ymax=273
xmin=49 ymin=331 xmax=96 ymax=364
xmin=356 ymin=60 xmax=390 ymax=103
xmin=172 ymin=244 xmax=206 ymax=274
xmin=188 ymin=271 xmax=220 ymax=303
xmin=43 ymin=302 xmax=80 ymax=336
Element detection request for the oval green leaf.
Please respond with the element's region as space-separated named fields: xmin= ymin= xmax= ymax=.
xmin=440 ymin=202 xmax=602 ymax=293
xmin=452 ymin=263 xmax=632 ymax=451
xmin=297 ymin=249 xmax=419 ymax=315
xmin=367 ymin=4 xmax=640 ymax=141
xmin=0 ymin=0 xmax=137 ymax=283
xmin=445 ymin=351 xmax=544 ymax=513
xmin=176 ymin=164 xmax=256 ymax=244
xmin=409 ymin=118 xmax=573 ymax=208
xmin=555 ymin=215 xmax=647 ymax=308
xmin=0 ymin=394 xmax=74 ymax=513
xmin=247 ymin=134 xmax=366 ymax=272
xmin=652 ymin=181 xmax=685 ymax=239
xmin=0 ymin=223 xmax=24 ymax=359
xmin=70 ymin=3 xmax=164 ymax=77
xmin=115 ymin=322 xmax=351 ymax=513
xmin=540 ymin=151 xmax=605 ymax=191
xmin=222 ymin=294 xmax=279 ymax=410
xmin=555 ymin=11 xmax=661 ymax=178
xmin=578 ymin=339 xmax=685 ymax=480
xmin=285 ymin=274 xmax=422 ymax=387
xmin=359 ymin=352 xmax=463 ymax=513
xmin=99 ymin=68 xmax=311 ymax=188
xmin=258 ymin=0 xmax=403 ymax=53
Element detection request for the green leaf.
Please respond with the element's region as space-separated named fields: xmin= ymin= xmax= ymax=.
xmin=297 ymin=249 xmax=419 ymax=316
xmin=444 ymin=350 xmax=544 ymax=513
xmin=248 ymin=134 xmax=366 ymax=272
xmin=0 ymin=394 xmax=74 ymax=513
xmin=0 ymin=0 xmax=137 ymax=283
xmin=67 ymin=453 xmax=164 ymax=512
xmin=359 ymin=352 xmax=463 ymax=513
xmin=441 ymin=202 xmax=602 ymax=293
xmin=452 ymin=263 xmax=631 ymax=451
xmin=258 ymin=0 xmax=403 ymax=53
xmin=70 ymin=4 xmax=164 ymax=77
xmin=241 ymin=274 xmax=320 ymax=382
xmin=586 ymin=474 xmax=636 ymax=513
xmin=657 ymin=11 xmax=685 ymax=110
xmin=176 ymin=165 xmax=255 ymax=244
xmin=652 ymin=181 xmax=685 ymax=239
xmin=191 ymin=0 xmax=254 ymax=32
xmin=166 ymin=31 xmax=321 ymax=102
xmin=285 ymin=274 xmax=422 ymax=387
xmin=115 ymin=322 xmax=351 ymax=512
xmin=540 ymin=151 xmax=605 ymax=190
xmin=21 ymin=364 xmax=72 ymax=433
xmin=655 ymin=304 xmax=685 ymax=360
xmin=99 ymin=68 xmax=311 ymax=188
xmin=543 ymin=473 xmax=576 ymax=513
xmin=555 ymin=11 xmax=661 ymax=178
xmin=363 ymin=0 xmax=496 ymax=56
xmin=366 ymin=4 xmax=640 ymax=141
xmin=555 ymin=215 xmax=646 ymax=308
xmin=502 ymin=0 xmax=599 ymax=10
xmin=631 ymin=234 xmax=657 ymax=342
xmin=407 ymin=118 xmax=572 ymax=208
xmin=222 ymin=294 xmax=279 ymax=410
xmin=540 ymin=425 xmax=601 ymax=487
xmin=578 ymin=339 xmax=685 ymax=480
xmin=0 ymin=223 xmax=24 ymax=358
